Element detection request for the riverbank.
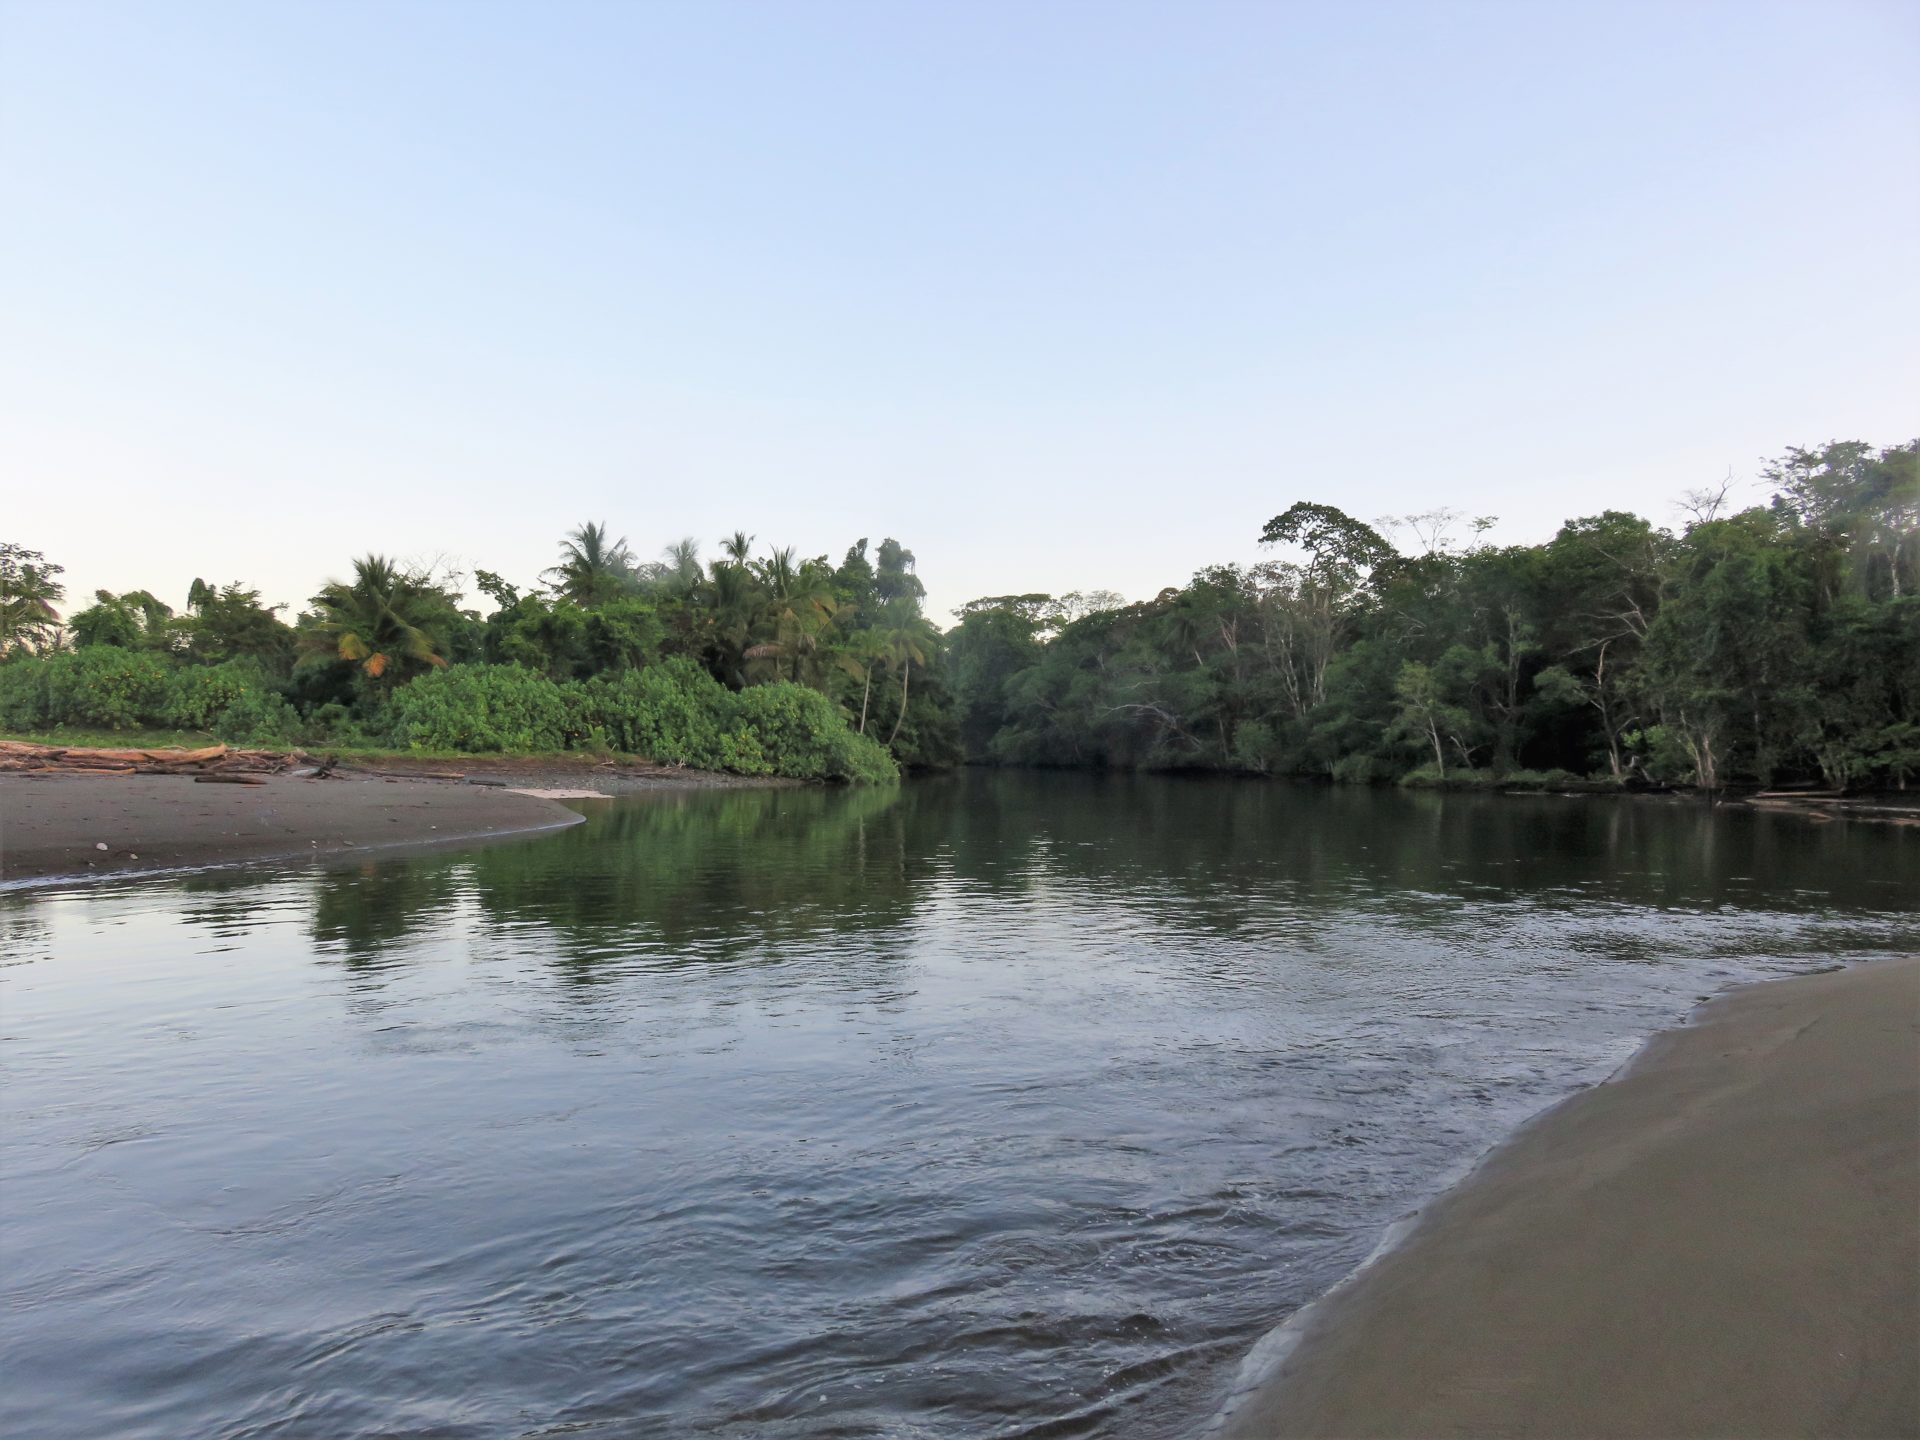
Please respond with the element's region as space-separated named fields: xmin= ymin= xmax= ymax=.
xmin=1218 ymin=956 xmax=1920 ymax=1439
xmin=0 ymin=772 xmax=594 ymax=886
xmin=0 ymin=744 xmax=805 ymax=886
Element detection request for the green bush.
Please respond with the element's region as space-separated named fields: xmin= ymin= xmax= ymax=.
xmin=165 ymin=660 xmax=262 ymax=730
xmin=40 ymin=648 xmax=175 ymax=729
xmin=577 ymin=658 xmax=739 ymax=769
xmin=0 ymin=655 xmax=49 ymax=729
xmin=212 ymin=687 xmax=303 ymax=746
xmin=3 ymin=647 xmax=898 ymax=784
xmin=575 ymin=661 xmax=897 ymax=782
xmin=727 ymin=682 xmax=899 ymax=783
xmin=1230 ymin=718 xmax=1277 ymax=774
xmin=386 ymin=664 xmax=573 ymax=752
xmin=1329 ymin=752 xmax=1387 ymax=785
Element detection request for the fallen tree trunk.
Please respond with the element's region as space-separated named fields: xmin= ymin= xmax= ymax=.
xmin=0 ymin=741 xmax=301 ymax=777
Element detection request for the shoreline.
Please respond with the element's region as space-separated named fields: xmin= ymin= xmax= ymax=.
xmin=1216 ymin=956 xmax=1920 ymax=1439
xmin=0 ymin=746 xmax=810 ymax=890
xmin=0 ymin=770 xmax=610 ymax=888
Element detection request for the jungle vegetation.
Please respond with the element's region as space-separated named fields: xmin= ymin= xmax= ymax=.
xmin=3 ymin=438 xmax=1914 ymax=790
xmin=947 ymin=439 xmax=1918 ymax=791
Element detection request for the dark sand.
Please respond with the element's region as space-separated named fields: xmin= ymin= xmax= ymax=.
xmin=1221 ymin=957 xmax=1920 ymax=1439
xmin=0 ymin=772 xmax=587 ymax=884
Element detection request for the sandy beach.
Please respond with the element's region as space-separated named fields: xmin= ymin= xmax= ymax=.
xmin=1220 ymin=957 xmax=1920 ymax=1439
xmin=0 ymin=771 xmax=589 ymax=884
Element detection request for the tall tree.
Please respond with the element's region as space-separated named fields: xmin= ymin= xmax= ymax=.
xmin=301 ymin=556 xmax=454 ymax=692
xmin=68 ymin=589 xmax=176 ymax=650
xmin=878 ymin=606 xmax=940 ymax=747
xmin=0 ymin=544 xmax=65 ymax=655
xmin=546 ymin=522 xmax=637 ymax=606
xmin=182 ymin=582 xmax=297 ymax=672
xmin=875 ymin=538 xmax=926 ymax=604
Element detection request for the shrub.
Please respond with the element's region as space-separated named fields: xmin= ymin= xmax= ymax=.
xmin=386 ymin=664 xmax=572 ymax=752
xmin=40 ymin=647 xmax=175 ymax=729
xmin=0 ymin=654 xmax=48 ymax=729
xmin=576 ymin=658 xmax=739 ymax=769
xmin=1329 ymin=752 xmax=1387 ymax=785
xmin=212 ymin=687 xmax=303 ymax=747
xmin=727 ymin=682 xmax=899 ymax=783
xmin=165 ymin=660 xmax=263 ymax=730
xmin=302 ymin=702 xmax=381 ymax=748
xmin=1230 ymin=718 xmax=1277 ymax=774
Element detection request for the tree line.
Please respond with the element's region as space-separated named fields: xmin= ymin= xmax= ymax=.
xmin=0 ymin=528 xmax=960 ymax=782
xmin=3 ymin=438 xmax=1914 ymax=790
xmin=946 ymin=440 xmax=1917 ymax=791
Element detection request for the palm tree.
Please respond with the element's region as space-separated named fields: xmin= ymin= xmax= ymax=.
xmin=719 ymin=530 xmax=756 ymax=566
xmin=0 ymin=543 xmax=65 ymax=655
xmin=546 ymin=522 xmax=636 ymax=606
xmin=698 ymin=558 xmax=764 ymax=686
xmin=751 ymin=548 xmax=839 ymax=684
xmin=302 ymin=555 xmax=449 ymax=688
xmin=878 ymin=607 xmax=941 ymax=747
xmin=833 ymin=629 xmax=890 ymax=734
xmin=661 ymin=538 xmax=703 ymax=596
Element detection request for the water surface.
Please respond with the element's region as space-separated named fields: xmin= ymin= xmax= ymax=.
xmin=3 ymin=774 xmax=1914 ymax=1437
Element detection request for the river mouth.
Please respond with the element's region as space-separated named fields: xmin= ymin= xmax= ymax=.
xmin=4 ymin=773 xmax=1914 ymax=1439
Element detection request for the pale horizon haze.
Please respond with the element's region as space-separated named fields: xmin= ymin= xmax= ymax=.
xmin=3 ymin=0 xmax=1916 ymax=622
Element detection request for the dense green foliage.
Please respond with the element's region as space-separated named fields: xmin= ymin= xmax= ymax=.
xmin=387 ymin=660 xmax=898 ymax=783
xmin=0 ymin=649 xmax=301 ymax=745
xmin=949 ymin=440 xmax=1917 ymax=791
xmin=0 ymin=524 xmax=944 ymax=784
xmin=9 ymin=439 xmax=1911 ymax=791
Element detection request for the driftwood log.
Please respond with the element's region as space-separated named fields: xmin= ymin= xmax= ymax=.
xmin=0 ymin=741 xmax=301 ymax=777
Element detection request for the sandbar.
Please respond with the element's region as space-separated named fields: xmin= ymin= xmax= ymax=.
xmin=1221 ymin=957 xmax=1920 ymax=1439
xmin=0 ymin=772 xmax=586 ymax=885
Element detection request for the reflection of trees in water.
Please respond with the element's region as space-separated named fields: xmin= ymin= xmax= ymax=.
xmin=55 ymin=777 xmax=1908 ymax=985
xmin=911 ymin=771 xmax=1915 ymax=926
xmin=172 ymin=871 xmax=282 ymax=938
xmin=308 ymin=862 xmax=469 ymax=969
xmin=0 ymin=891 xmax=54 ymax=967
xmin=294 ymin=784 xmax=920 ymax=981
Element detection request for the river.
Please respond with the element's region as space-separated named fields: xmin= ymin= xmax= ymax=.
xmin=3 ymin=773 xmax=1914 ymax=1438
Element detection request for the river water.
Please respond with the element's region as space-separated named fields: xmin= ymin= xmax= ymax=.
xmin=3 ymin=773 xmax=1914 ymax=1438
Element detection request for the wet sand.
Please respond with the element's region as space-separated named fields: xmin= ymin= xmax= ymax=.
xmin=0 ymin=772 xmax=587 ymax=885
xmin=1221 ymin=957 xmax=1920 ymax=1439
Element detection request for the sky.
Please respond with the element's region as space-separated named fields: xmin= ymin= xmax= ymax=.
xmin=3 ymin=0 xmax=1916 ymax=623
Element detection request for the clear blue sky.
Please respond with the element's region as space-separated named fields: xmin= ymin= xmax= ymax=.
xmin=4 ymin=0 xmax=1915 ymax=621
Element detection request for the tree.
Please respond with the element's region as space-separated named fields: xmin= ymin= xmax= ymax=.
xmin=834 ymin=539 xmax=878 ymax=614
xmin=747 ymin=548 xmax=839 ymax=685
xmin=301 ymin=555 xmax=455 ymax=693
xmin=947 ymin=602 xmax=1046 ymax=757
xmin=1765 ymin=439 xmax=1919 ymax=599
xmin=1637 ymin=510 xmax=1818 ymax=787
xmin=182 ymin=582 xmax=297 ymax=672
xmin=659 ymin=538 xmax=704 ymax=596
xmin=833 ymin=629 xmax=890 ymax=734
xmin=1260 ymin=502 xmax=1395 ymax=586
xmin=875 ymin=538 xmax=926 ymax=604
xmin=473 ymin=570 xmax=521 ymax=610
xmin=0 ymin=544 xmax=65 ymax=655
xmin=1254 ymin=504 xmax=1397 ymax=722
xmin=1389 ymin=660 xmax=1475 ymax=776
xmin=877 ymin=606 xmax=940 ymax=747
xmin=69 ymin=590 xmax=175 ymax=650
xmin=546 ymin=522 xmax=637 ymax=606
